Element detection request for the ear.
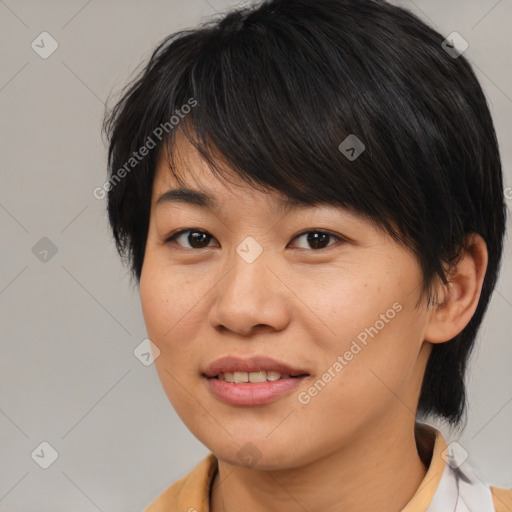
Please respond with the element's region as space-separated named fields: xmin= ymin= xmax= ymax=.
xmin=424 ymin=233 xmax=488 ymax=344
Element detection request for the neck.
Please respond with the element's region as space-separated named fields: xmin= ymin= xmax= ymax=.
xmin=210 ymin=419 xmax=429 ymax=512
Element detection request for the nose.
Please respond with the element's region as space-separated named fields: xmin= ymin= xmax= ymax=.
xmin=208 ymin=248 xmax=291 ymax=336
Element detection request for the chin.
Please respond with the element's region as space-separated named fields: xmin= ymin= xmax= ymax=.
xmin=206 ymin=437 xmax=309 ymax=471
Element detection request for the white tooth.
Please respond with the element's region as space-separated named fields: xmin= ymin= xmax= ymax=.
xmin=221 ymin=370 xmax=288 ymax=383
xmin=266 ymin=371 xmax=282 ymax=381
xmin=234 ymin=371 xmax=249 ymax=383
xmin=249 ymin=371 xmax=267 ymax=383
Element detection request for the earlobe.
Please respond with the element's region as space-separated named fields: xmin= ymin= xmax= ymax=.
xmin=424 ymin=233 xmax=488 ymax=344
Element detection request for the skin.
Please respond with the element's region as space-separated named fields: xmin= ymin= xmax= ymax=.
xmin=139 ymin=129 xmax=488 ymax=512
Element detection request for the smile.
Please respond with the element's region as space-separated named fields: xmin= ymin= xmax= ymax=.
xmin=214 ymin=370 xmax=305 ymax=382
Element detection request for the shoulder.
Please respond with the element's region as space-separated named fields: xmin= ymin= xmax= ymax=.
xmin=491 ymin=486 xmax=512 ymax=512
xmin=144 ymin=453 xmax=218 ymax=512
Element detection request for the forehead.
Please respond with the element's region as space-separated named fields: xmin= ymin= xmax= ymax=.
xmin=152 ymin=131 xmax=318 ymax=215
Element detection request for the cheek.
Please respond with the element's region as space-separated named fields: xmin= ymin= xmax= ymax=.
xmin=139 ymin=253 xmax=209 ymax=346
xmin=328 ymin=300 xmax=427 ymax=419
xmin=289 ymin=266 xmax=374 ymax=334
xmin=139 ymin=258 xmax=206 ymax=414
xmin=139 ymin=263 xmax=172 ymax=343
xmin=304 ymin=274 xmax=426 ymax=409
xmin=299 ymin=266 xmax=399 ymax=354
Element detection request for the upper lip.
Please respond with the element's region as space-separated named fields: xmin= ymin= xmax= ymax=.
xmin=203 ymin=355 xmax=309 ymax=378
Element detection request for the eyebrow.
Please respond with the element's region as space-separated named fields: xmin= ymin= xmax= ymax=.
xmin=155 ymin=186 xmax=312 ymax=213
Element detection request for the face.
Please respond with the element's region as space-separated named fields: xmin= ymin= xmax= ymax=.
xmin=140 ymin=130 xmax=434 ymax=470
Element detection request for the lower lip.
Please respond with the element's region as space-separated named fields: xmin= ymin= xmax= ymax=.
xmin=205 ymin=376 xmax=308 ymax=405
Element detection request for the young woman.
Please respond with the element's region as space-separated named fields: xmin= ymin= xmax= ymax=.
xmin=102 ymin=0 xmax=511 ymax=510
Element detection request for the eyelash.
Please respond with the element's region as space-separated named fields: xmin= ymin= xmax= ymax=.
xmin=163 ymin=228 xmax=344 ymax=251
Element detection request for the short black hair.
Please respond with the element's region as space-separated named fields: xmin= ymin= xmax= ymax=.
xmin=102 ymin=0 xmax=507 ymax=426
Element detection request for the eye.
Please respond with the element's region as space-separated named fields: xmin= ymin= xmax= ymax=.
xmin=164 ymin=229 xmax=218 ymax=249
xmin=164 ymin=228 xmax=343 ymax=251
xmin=289 ymin=230 xmax=342 ymax=250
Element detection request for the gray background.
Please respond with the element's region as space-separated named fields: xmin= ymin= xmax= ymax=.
xmin=0 ymin=0 xmax=511 ymax=511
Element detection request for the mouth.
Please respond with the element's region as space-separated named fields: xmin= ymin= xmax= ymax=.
xmin=202 ymin=355 xmax=310 ymax=405
xmin=203 ymin=355 xmax=309 ymax=380
xmin=210 ymin=371 xmax=309 ymax=383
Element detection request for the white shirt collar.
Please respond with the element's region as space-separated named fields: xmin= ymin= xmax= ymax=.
xmin=426 ymin=446 xmax=495 ymax=512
